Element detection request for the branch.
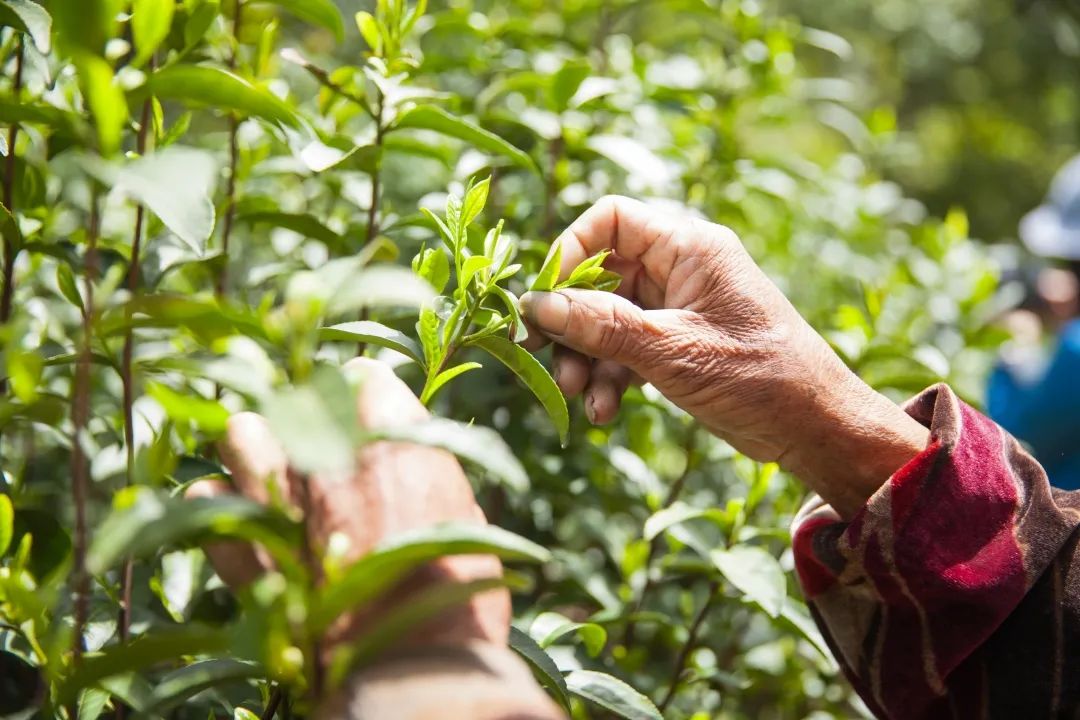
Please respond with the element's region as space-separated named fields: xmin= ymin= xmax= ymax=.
xmin=1 ymin=35 xmax=25 ymax=362
xmin=215 ymin=0 xmax=244 ymax=298
xmin=657 ymin=580 xmax=718 ymax=714
xmin=118 ymin=67 xmax=155 ymax=664
xmin=71 ymin=192 xmax=100 ymax=666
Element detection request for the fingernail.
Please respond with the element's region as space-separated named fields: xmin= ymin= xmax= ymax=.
xmin=519 ymin=291 xmax=570 ymax=335
xmin=585 ymin=392 xmax=597 ymax=424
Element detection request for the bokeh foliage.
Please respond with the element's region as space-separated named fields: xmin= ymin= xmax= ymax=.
xmin=0 ymin=0 xmax=1028 ymax=718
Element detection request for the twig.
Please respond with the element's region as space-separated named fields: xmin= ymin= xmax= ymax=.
xmin=623 ymin=429 xmax=698 ymax=646
xmin=118 ymin=71 xmax=155 ymax=672
xmin=1 ymin=36 xmax=25 ymax=370
xmin=260 ymin=687 xmax=284 ymax=720
xmin=657 ymin=580 xmax=718 ymax=714
xmin=71 ymin=193 xmax=100 ymax=665
xmin=215 ymin=0 xmax=244 ymax=298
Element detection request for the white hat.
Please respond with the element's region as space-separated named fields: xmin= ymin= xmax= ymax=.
xmin=1019 ymin=154 xmax=1080 ymax=261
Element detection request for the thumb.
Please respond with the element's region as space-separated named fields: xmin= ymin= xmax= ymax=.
xmin=520 ymin=289 xmax=652 ymax=367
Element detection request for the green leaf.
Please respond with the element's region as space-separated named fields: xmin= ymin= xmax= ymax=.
xmin=87 ymin=486 xmax=299 ymax=575
xmin=76 ymin=53 xmax=127 ymax=157
xmin=0 ymin=494 xmax=13 ymax=557
xmin=565 ymin=670 xmax=662 ymax=720
xmin=257 ymin=0 xmax=343 ymax=41
xmin=776 ymin=597 xmax=836 ymax=666
xmin=368 ymin=417 xmax=529 ymax=492
xmin=58 ymin=627 xmax=231 ymax=704
xmin=461 ymin=176 xmax=491 ymax=228
xmin=471 ymin=335 xmax=568 ymax=445
xmin=531 ymin=240 xmax=562 ymax=292
xmin=182 ymin=0 xmax=219 ymax=49
xmin=142 ymin=65 xmax=300 ymax=128
xmin=79 ymin=147 xmax=217 ymax=254
xmin=262 ymin=365 xmax=360 ymax=476
xmin=414 ymin=246 xmax=451 ymax=294
xmin=488 ymin=285 xmax=529 ymax=343
xmin=320 ymin=321 xmax=424 ymax=366
xmin=550 ymin=61 xmax=590 ymax=111
xmin=326 ymin=265 xmax=436 ymax=315
xmin=0 ymin=0 xmax=51 ymax=53
xmin=420 ymin=361 xmax=481 ymax=404
xmin=420 ymin=207 xmax=456 ymax=252
xmin=312 ymin=521 xmax=549 ymax=633
xmin=238 ymin=211 xmax=344 ymax=250
xmin=77 ymin=688 xmax=110 ymax=720
xmin=710 ymin=545 xmax=787 ymax=618
xmin=355 ymin=10 xmax=381 ymax=53
xmin=460 ymin=254 xmax=492 ymax=292
xmin=509 ymin=626 xmax=571 ymax=712
xmin=56 ymin=262 xmax=84 ymax=311
xmin=643 ymin=502 xmax=724 ymax=541
xmin=531 ymin=611 xmax=607 ymax=657
xmin=131 ymin=0 xmax=174 ymax=67
xmin=0 ymin=97 xmax=79 ymax=133
xmin=395 ymin=105 xmax=538 ymax=173
xmin=145 ymin=659 xmax=263 ymax=713
xmin=417 ymin=304 xmax=442 ymax=370
xmin=147 ymin=382 xmax=229 ymax=435
xmin=329 ymin=576 xmax=512 ymax=684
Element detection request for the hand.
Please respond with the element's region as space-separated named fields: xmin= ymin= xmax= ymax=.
xmin=521 ymin=196 xmax=928 ymax=517
xmin=188 ymin=358 xmax=562 ymax=719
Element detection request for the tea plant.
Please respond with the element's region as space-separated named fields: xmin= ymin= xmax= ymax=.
xmin=0 ymin=0 xmax=1010 ymax=718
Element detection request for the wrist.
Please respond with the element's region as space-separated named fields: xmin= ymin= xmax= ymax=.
xmin=780 ymin=355 xmax=929 ymax=519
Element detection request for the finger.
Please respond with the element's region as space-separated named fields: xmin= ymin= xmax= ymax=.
xmin=520 ymin=288 xmax=670 ymax=369
xmin=185 ymin=479 xmax=272 ymax=588
xmin=343 ymin=357 xmax=429 ymax=429
xmin=584 ymin=361 xmax=635 ymax=425
xmin=552 ymin=345 xmax=590 ymax=398
xmin=554 ymin=195 xmax=689 ymax=287
xmin=218 ymin=412 xmax=292 ymax=508
xmin=517 ymin=317 xmax=550 ymax=351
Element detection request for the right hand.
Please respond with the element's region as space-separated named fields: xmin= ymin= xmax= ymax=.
xmin=520 ymin=196 xmax=928 ymax=517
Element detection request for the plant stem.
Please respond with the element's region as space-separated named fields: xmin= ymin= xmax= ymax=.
xmin=624 ymin=430 xmax=698 ymax=647
xmin=657 ymin=580 xmax=718 ymax=714
xmin=356 ymin=89 xmax=385 ymax=355
xmin=261 ymin=687 xmax=284 ymax=720
xmin=216 ymin=0 xmax=244 ymax=298
xmin=71 ymin=193 xmax=100 ymax=665
xmin=118 ymin=77 xmax=154 ymax=663
xmin=1 ymin=36 xmax=25 ymax=376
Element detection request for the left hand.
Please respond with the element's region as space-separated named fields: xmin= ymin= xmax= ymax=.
xmin=188 ymin=359 xmax=564 ymax=719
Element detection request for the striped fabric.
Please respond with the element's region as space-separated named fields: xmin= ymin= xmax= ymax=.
xmin=792 ymin=384 xmax=1080 ymax=718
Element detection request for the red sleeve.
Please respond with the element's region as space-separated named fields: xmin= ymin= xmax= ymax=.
xmin=792 ymin=384 xmax=1080 ymax=719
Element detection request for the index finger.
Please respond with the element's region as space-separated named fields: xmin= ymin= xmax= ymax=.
xmin=552 ymin=195 xmax=688 ymax=287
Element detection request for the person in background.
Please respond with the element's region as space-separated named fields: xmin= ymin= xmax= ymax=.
xmin=987 ymin=155 xmax=1080 ymax=490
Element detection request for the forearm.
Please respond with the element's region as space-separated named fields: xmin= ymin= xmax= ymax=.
xmin=317 ymin=642 xmax=565 ymax=720
xmin=775 ymin=326 xmax=930 ymax=519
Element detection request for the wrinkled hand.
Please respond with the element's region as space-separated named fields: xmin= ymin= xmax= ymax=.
xmin=521 ymin=196 xmax=928 ymax=516
xmin=187 ymin=359 xmax=562 ymax=720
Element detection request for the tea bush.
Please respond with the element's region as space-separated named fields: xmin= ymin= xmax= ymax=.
xmin=0 ymin=1 xmax=1008 ymax=718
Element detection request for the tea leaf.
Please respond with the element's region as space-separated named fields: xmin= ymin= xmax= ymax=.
xmin=471 ymin=335 xmax=568 ymax=444
xmin=565 ymin=670 xmax=662 ymax=720
xmin=0 ymin=494 xmax=12 ymax=557
xmin=142 ymin=65 xmax=300 ymax=128
xmin=509 ymin=627 xmax=571 ymax=712
xmin=320 ymin=321 xmax=425 ymax=366
xmin=420 ymin=361 xmax=482 ymax=404
xmin=131 ymin=0 xmax=174 ymax=67
xmin=259 ymin=0 xmax=344 ymax=41
xmin=369 ymin=417 xmax=529 ymax=491
xmin=461 ymin=175 xmax=491 ymax=228
xmin=531 ymin=240 xmax=562 ymax=292
xmin=710 ymin=545 xmax=787 ymax=618
xmin=395 ymin=105 xmax=538 ymax=173
xmin=0 ymin=0 xmax=51 ymax=53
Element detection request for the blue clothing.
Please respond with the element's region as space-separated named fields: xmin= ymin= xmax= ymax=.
xmin=987 ymin=319 xmax=1080 ymax=489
